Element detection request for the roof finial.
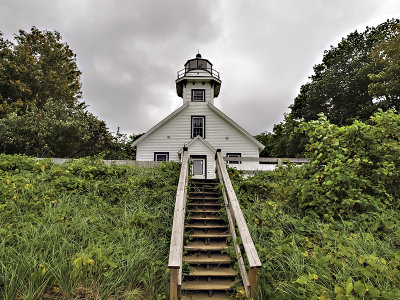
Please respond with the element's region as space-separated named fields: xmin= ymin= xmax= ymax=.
xmin=196 ymin=50 xmax=201 ymax=58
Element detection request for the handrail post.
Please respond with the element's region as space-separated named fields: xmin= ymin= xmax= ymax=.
xmin=168 ymin=148 xmax=189 ymax=300
xmin=170 ymin=268 xmax=179 ymax=300
xmin=249 ymin=267 xmax=258 ymax=300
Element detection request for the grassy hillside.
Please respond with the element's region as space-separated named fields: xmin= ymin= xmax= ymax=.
xmin=1 ymin=109 xmax=399 ymax=300
xmin=0 ymin=155 xmax=180 ymax=299
xmin=235 ymin=110 xmax=400 ymax=299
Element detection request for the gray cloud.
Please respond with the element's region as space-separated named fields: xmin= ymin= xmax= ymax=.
xmin=1 ymin=0 xmax=399 ymax=135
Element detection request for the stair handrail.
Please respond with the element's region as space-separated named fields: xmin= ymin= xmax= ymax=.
xmin=216 ymin=151 xmax=262 ymax=299
xmin=168 ymin=149 xmax=190 ymax=300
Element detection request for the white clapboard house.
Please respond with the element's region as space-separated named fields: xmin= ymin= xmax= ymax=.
xmin=132 ymin=54 xmax=264 ymax=179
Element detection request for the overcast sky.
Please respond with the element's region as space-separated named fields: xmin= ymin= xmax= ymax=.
xmin=1 ymin=1 xmax=400 ymax=135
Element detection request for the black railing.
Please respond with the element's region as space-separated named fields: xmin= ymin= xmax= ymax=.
xmin=177 ymin=67 xmax=220 ymax=79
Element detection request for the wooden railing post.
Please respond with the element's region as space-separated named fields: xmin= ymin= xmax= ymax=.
xmin=170 ymin=268 xmax=179 ymax=300
xmin=249 ymin=267 xmax=258 ymax=300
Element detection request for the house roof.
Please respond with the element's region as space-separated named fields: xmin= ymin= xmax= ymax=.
xmin=132 ymin=102 xmax=265 ymax=151
xmin=177 ymin=136 xmax=216 ymax=154
xmin=207 ymin=103 xmax=265 ymax=150
xmin=132 ymin=102 xmax=189 ymax=147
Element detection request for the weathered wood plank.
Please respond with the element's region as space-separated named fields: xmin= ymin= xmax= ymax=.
xmin=249 ymin=267 xmax=258 ymax=300
xmin=170 ymin=268 xmax=179 ymax=300
xmin=168 ymin=150 xmax=189 ymax=269
xmin=217 ymin=163 xmax=250 ymax=296
xmin=216 ymin=152 xmax=262 ymax=268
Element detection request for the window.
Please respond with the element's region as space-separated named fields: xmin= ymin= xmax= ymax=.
xmin=192 ymin=89 xmax=205 ymax=102
xmin=227 ymin=153 xmax=241 ymax=164
xmin=154 ymin=152 xmax=169 ymax=162
xmin=191 ymin=116 xmax=205 ymax=138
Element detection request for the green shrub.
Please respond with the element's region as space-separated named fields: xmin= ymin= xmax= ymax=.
xmin=235 ymin=110 xmax=400 ymax=299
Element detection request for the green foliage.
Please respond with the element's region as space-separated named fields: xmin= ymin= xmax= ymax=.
xmin=0 ymin=27 xmax=139 ymax=159
xmin=256 ymin=19 xmax=400 ymax=158
xmin=291 ymin=19 xmax=400 ymax=126
xmin=235 ymin=110 xmax=400 ymax=299
xmin=0 ymin=101 xmax=116 ymax=157
xmin=0 ymin=27 xmax=81 ymax=116
xmin=256 ymin=115 xmax=307 ymax=158
xmin=368 ymin=24 xmax=400 ymax=107
xmin=0 ymin=155 xmax=180 ymax=299
xmin=291 ymin=109 xmax=400 ymax=218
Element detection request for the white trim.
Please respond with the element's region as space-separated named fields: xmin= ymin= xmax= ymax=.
xmin=207 ymin=103 xmax=265 ymax=150
xmin=132 ymin=102 xmax=189 ymax=147
xmin=178 ymin=136 xmax=216 ymax=154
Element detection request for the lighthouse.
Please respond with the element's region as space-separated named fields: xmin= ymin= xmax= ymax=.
xmin=132 ymin=54 xmax=264 ymax=179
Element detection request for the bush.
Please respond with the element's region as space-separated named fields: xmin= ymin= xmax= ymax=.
xmin=234 ymin=110 xmax=400 ymax=299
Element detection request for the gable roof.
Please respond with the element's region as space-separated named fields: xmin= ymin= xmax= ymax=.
xmin=132 ymin=102 xmax=189 ymax=147
xmin=207 ymin=103 xmax=265 ymax=150
xmin=132 ymin=102 xmax=265 ymax=151
xmin=178 ymin=136 xmax=216 ymax=154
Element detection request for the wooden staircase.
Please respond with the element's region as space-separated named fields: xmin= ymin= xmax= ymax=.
xmin=181 ymin=179 xmax=237 ymax=299
xmin=168 ymin=150 xmax=261 ymax=300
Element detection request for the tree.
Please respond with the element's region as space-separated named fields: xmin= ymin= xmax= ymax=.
xmin=256 ymin=114 xmax=307 ymax=158
xmin=290 ymin=19 xmax=400 ymax=126
xmin=368 ymin=23 xmax=400 ymax=109
xmin=0 ymin=27 xmax=81 ymax=116
xmin=256 ymin=19 xmax=400 ymax=158
xmin=0 ymin=101 xmax=115 ymax=157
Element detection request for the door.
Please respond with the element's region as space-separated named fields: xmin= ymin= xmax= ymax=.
xmin=190 ymin=156 xmax=206 ymax=179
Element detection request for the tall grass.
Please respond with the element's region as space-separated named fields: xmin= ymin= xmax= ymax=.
xmin=235 ymin=170 xmax=400 ymax=300
xmin=0 ymin=155 xmax=180 ymax=299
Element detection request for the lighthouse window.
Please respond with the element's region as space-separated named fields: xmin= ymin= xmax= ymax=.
xmin=191 ymin=116 xmax=205 ymax=138
xmin=192 ymin=89 xmax=205 ymax=102
xmin=154 ymin=152 xmax=169 ymax=162
xmin=227 ymin=153 xmax=241 ymax=164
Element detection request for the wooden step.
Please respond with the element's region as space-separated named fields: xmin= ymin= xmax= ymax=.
xmin=181 ymin=292 xmax=230 ymax=300
xmin=183 ymin=254 xmax=231 ymax=264
xmin=187 ymin=202 xmax=221 ymax=207
xmin=190 ymin=179 xmax=219 ymax=184
xmin=187 ymin=267 xmax=237 ymax=277
xmin=188 ymin=215 xmax=223 ymax=221
xmin=181 ymin=279 xmax=235 ymax=291
xmin=189 ymin=208 xmax=221 ymax=213
xmin=185 ymin=224 xmax=228 ymax=229
xmin=189 ymin=192 xmax=220 ymax=196
xmin=188 ymin=197 xmax=221 ymax=202
xmin=190 ymin=232 xmax=230 ymax=238
xmin=185 ymin=241 xmax=227 ymax=251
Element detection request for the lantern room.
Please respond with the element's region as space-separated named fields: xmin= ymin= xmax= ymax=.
xmin=176 ymin=53 xmax=221 ymax=100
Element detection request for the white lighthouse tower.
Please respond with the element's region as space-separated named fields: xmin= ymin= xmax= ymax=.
xmin=176 ymin=53 xmax=221 ymax=105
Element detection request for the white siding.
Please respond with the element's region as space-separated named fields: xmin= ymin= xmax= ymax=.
xmin=136 ymin=102 xmax=260 ymax=179
xmin=182 ymin=82 xmax=214 ymax=104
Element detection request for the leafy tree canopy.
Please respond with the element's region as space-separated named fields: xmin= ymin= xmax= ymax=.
xmin=0 ymin=27 xmax=82 ymax=116
xmin=0 ymin=27 xmax=139 ymax=159
xmin=257 ymin=19 xmax=400 ymax=158
xmin=290 ymin=18 xmax=400 ymax=126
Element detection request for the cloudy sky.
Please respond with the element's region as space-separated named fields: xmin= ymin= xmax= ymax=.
xmin=1 ymin=0 xmax=400 ymax=135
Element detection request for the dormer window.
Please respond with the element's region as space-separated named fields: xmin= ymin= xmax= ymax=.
xmin=192 ymin=89 xmax=205 ymax=102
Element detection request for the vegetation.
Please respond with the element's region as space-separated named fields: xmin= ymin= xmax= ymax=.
xmin=257 ymin=19 xmax=400 ymax=157
xmin=0 ymin=155 xmax=180 ymax=299
xmin=236 ymin=109 xmax=400 ymax=299
xmin=0 ymin=27 xmax=139 ymax=159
